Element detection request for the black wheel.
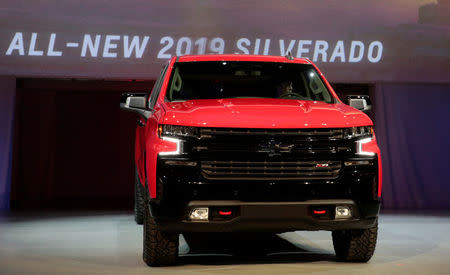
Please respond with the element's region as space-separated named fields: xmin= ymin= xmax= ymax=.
xmin=143 ymin=202 xmax=179 ymax=266
xmin=134 ymin=167 xmax=145 ymax=225
xmin=332 ymin=220 xmax=378 ymax=262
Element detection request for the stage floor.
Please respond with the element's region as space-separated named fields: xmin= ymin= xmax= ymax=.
xmin=0 ymin=212 xmax=449 ymax=274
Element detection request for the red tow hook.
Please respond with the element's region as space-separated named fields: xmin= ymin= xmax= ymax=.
xmin=313 ymin=210 xmax=327 ymax=215
xmin=219 ymin=211 xmax=232 ymax=216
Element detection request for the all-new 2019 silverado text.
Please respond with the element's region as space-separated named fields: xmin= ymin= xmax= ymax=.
xmin=120 ymin=54 xmax=382 ymax=266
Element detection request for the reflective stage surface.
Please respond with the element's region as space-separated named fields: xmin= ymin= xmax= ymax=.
xmin=0 ymin=212 xmax=449 ymax=274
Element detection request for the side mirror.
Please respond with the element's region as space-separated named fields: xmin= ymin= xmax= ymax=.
xmin=120 ymin=93 xmax=151 ymax=119
xmin=346 ymin=95 xmax=372 ymax=114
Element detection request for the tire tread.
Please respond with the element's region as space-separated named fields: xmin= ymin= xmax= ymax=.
xmin=332 ymin=220 xmax=378 ymax=262
xmin=134 ymin=168 xmax=145 ymax=225
xmin=143 ymin=204 xmax=178 ymax=266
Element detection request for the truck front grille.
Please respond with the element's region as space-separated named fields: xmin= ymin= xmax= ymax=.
xmin=201 ymin=160 xmax=342 ymax=180
xmin=193 ymin=127 xmax=352 ymax=157
xmin=186 ymin=127 xmax=354 ymax=181
xmin=199 ymin=128 xmax=344 ymax=138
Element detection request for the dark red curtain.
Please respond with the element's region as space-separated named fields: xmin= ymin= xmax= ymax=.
xmin=11 ymin=79 xmax=154 ymax=210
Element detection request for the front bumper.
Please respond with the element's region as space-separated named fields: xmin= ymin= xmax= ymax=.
xmin=149 ymin=199 xmax=380 ymax=233
xmin=150 ymin=154 xmax=381 ymax=233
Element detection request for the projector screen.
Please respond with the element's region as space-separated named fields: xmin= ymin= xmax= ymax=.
xmin=0 ymin=0 xmax=449 ymax=82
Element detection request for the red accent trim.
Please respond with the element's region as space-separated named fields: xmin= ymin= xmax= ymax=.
xmin=219 ymin=211 xmax=232 ymax=216
xmin=313 ymin=210 xmax=327 ymax=215
xmin=377 ymin=149 xmax=383 ymax=198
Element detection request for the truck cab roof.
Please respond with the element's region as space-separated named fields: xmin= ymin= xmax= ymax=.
xmin=176 ymin=54 xmax=312 ymax=64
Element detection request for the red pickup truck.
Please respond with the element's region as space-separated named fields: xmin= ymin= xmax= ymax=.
xmin=121 ymin=54 xmax=382 ymax=266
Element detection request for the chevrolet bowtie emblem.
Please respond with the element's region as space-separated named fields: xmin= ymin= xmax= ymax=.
xmin=258 ymin=139 xmax=294 ymax=156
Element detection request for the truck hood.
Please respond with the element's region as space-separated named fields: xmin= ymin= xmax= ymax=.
xmin=162 ymin=98 xmax=372 ymax=128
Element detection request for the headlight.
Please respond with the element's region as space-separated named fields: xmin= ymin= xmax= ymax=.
xmin=355 ymin=137 xmax=375 ymax=156
xmin=159 ymin=137 xmax=182 ymax=156
xmin=159 ymin=124 xmax=199 ymax=138
xmin=343 ymin=126 xmax=373 ymax=139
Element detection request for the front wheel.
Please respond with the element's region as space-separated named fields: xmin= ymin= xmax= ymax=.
xmin=332 ymin=220 xmax=378 ymax=262
xmin=143 ymin=202 xmax=179 ymax=266
xmin=134 ymin=167 xmax=145 ymax=225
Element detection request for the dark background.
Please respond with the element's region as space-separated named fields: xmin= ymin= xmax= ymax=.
xmin=10 ymin=80 xmax=154 ymax=210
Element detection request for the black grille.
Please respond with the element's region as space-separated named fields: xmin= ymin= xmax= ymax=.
xmin=200 ymin=128 xmax=344 ymax=138
xmin=188 ymin=127 xmax=353 ymax=181
xmin=193 ymin=127 xmax=352 ymax=157
xmin=201 ymin=160 xmax=342 ymax=180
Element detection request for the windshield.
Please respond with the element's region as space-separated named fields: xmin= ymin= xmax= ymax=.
xmin=166 ymin=61 xmax=335 ymax=103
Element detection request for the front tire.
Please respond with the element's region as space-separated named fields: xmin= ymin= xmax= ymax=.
xmin=143 ymin=201 xmax=179 ymax=266
xmin=332 ymin=220 xmax=378 ymax=262
xmin=134 ymin=167 xmax=145 ymax=225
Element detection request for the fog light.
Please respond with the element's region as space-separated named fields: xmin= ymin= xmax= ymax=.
xmin=335 ymin=206 xmax=352 ymax=219
xmin=344 ymin=160 xmax=371 ymax=166
xmin=189 ymin=208 xmax=209 ymax=221
xmin=165 ymin=160 xmax=197 ymax=167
